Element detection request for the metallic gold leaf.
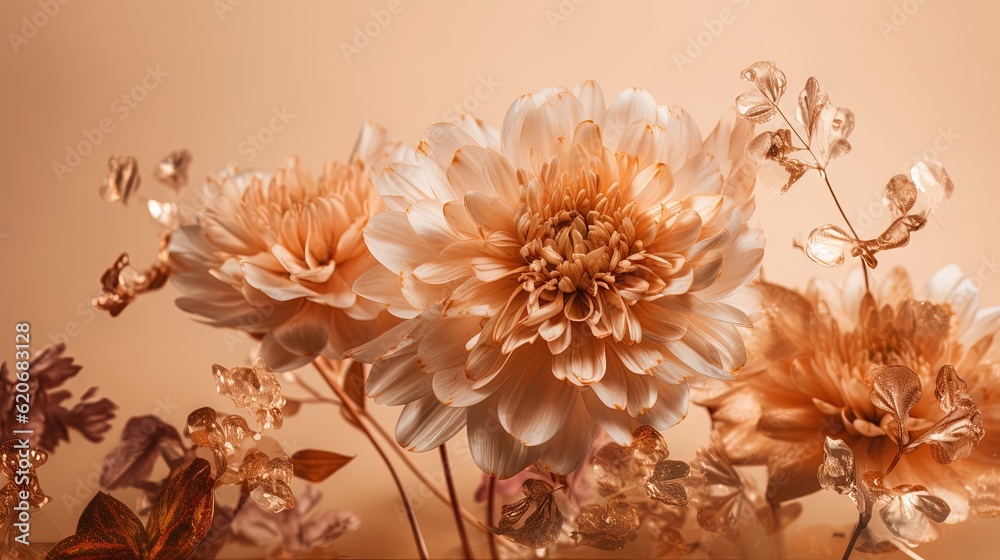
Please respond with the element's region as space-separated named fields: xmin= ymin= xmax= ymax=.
xmin=92 ymin=248 xmax=171 ymax=318
xmin=490 ymin=479 xmax=564 ymax=549
xmin=741 ymin=61 xmax=787 ymax=103
xmin=593 ymin=425 xmax=670 ymax=493
xmin=572 ymin=498 xmax=640 ymax=551
xmin=882 ymin=174 xmax=918 ymax=218
xmin=644 ymin=460 xmax=690 ymax=506
xmin=154 ymin=149 xmax=192 ymax=192
xmin=868 ymin=365 xmax=922 ymax=448
xmin=817 ymin=437 xmax=856 ymax=497
xmin=291 ymin=449 xmax=354 ymax=483
xmin=101 ymin=155 xmax=141 ymax=205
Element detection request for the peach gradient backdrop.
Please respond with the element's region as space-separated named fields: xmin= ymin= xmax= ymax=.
xmin=2 ymin=1 xmax=999 ymax=558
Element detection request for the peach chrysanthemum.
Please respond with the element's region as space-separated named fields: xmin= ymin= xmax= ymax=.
xmin=167 ymin=124 xmax=398 ymax=371
xmin=702 ymin=266 xmax=1000 ymax=521
xmin=352 ymin=83 xmax=764 ymax=477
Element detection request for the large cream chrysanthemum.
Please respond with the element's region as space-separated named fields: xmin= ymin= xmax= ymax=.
xmin=353 ymin=83 xmax=764 ymax=477
xmin=168 ymin=124 xmax=398 ymax=371
xmin=702 ymin=266 xmax=1000 ymax=521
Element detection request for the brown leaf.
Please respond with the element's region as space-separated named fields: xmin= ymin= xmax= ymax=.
xmin=100 ymin=416 xmax=187 ymax=490
xmin=644 ymin=460 xmax=690 ymax=506
xmin=291 ymin=449 xmax=354 ymax=483
xmin=572 ymin=498 xmax=640 ymax=551
xmin=868 ymin=365 xmax=922 ymax=448
xmin=46 ymin=492 xmax=146 ymax=559
xmin=341 ymin=360 xmax=366 ymax=428
xmin=934 ymin=364 xmax=974 ymax=413
xmin=93 ymin=252 xmax=171 ymax=317
xmin=490 ymin=479 xmax=564 ymax=549
xmin=145 ymin=458 xmax=215 ymax=560
xmin=907 ymin=366 xmax=985 ymax=463
xmin=593 ymin=425 xmax=670 ymax=494
xmin=100 ymin=155 xmax=141 ymax=205
xmin=817 ymin=438 xmax=857 ymax=500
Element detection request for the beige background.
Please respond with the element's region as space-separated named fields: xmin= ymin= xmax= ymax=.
xmin=2 ymin=1 xmax=999 ymax=558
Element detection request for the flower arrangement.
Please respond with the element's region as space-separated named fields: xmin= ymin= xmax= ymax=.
xmin=3 ymin=61 xmax=994 ymax=560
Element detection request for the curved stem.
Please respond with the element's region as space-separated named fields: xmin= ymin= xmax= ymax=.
xmin=842 ymin=511 xmax=871 ymax=560
xmin=440 ymin=445 xmax=475 ymax=559
xmin=487 ymin=476 xmax=499 ymax=560
xmin=313 ymin=357 xmax=430 ymax=560
xmin=772 ymin=103 xmax=871 ymax=293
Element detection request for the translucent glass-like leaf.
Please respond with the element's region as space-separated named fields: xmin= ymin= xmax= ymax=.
xmin=148 ymin=199 xmax=180 ymax=229
xmin=735 ymin=92 xmax=777 ymax=124
xmin=817 ymin=437 xmax=856 ymax=497
xmin=797 ymin=77 xmax=829 ymax=139
xmin=746 ymin=129 xmax=795 ymax=162
xmin=572 ymin=498 xmax=641 ymax=551
xmin=490 ymin=479 xmax=563 ymax=549
xmin=213 ymin=358 xmax=286 ymax=430
xmin=241 ymin=449 xmax=295 ymax=513
xmin=869 ymin=365 xmax=922 ymax=447
xmin=910 ymin=160 xmax=954 ymax=215
xmin=741 ymin=61 xmax=787 ymax=103
xmin=805 ymin=224 xmax=855 ymax=267
xmin=100 ymin=155 xmax=141 ymax=205
xmin=882 ymin=174 xmax=918 ymax=218
xmin=814 ymin=105 xmax=855 ymax=164
xmin=880 ymin=490 xmax=950 ymax=546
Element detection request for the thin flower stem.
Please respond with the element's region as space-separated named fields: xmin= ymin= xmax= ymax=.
xmin=313 ymin=357 xmax=430 ymax=560
xmin=440 ymin=444 xmax=475 ymax=559
xmin=487 ymin=476 xmax=499 ymax=560
xmin=842 ymin=511 xmax=871 ymax=560
xmin=771 ymin=102 xmax=871 ymax=293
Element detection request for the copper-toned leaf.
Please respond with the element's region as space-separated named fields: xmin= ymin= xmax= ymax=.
xmin=735 ymin=92 xmax=777 ymax=124
xmin=880 ymin=489 xmax=950 ymax=546
xmin=145 ymin=458 xmax=215 ymax=560
xmin=797 ymin=77 xmax=829 ymax=141
xmin=100 ymin=155 xmax=141 ymax=205
xmin=908 ymin=369 xmax=985 ymax=464
xmin=741 ymin=61 xmax=787 ymax=103
xmin=817 ymin=437 xmax=856 ymax=497
xmin=101 ymin=416 xmax=187 ymax=490
xmin=882 ymin=175 xmax=918 ymax=218
xmin=212 ymin=358 xmax=286 ymax=430
xmin=240 ymin=449 xmax=295 ymax=513
xmin=572 ymin=498 xmax=640 ymax=551
xmin=0 ymin=441 xmax=49 ymax=509
xmin=46 ymin=492 xmax=146 ymax=559
xmin=291 ymin=449 xmax=354 ymax=483
xmin=934 ymin=364 xmax=974 ymax=413
xmin=154 ymin=149 xmax=192 ymax=192
xmin=593 ymin=426 xmax=670 ymax=493
xmin=853 ymin=214 xmax=927 ymax=269
xmin=868 ymin=365 xmax=922 ymax=448
xmin=92 ymin=251 xmax=171 ymax=318
xmin=341 ymin=360 xmax=366 ymax=429
xmin=644 ymin=460 xmax=690 ymax=506
xmin=805 ymin=224 xmax=855 ymax=268
xmin=490 ymin=479 xmax=564 ymax=549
